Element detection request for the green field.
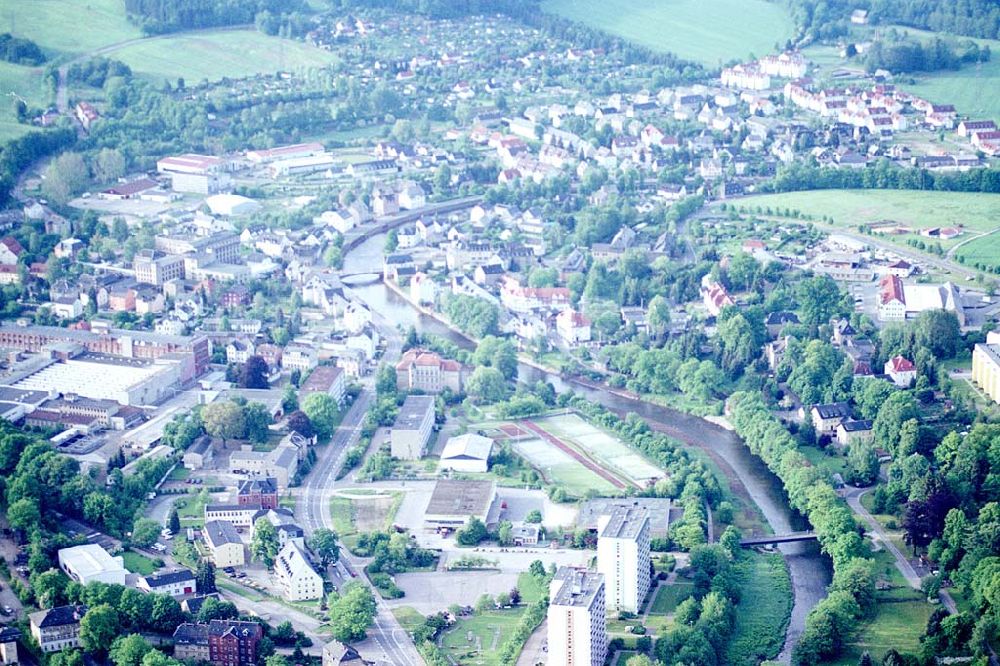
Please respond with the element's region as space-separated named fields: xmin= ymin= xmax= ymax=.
xmin=738 ymin=190 xmax=1000 ymax=239
xmin=648 ymin=581 xmax=694 ymax=615
xmin=0 ymin=0 xmax=142 ymax=57
xmin=122 ymin=550 xmax=159 ymax=575
xmin=0 ymin=62 xmax=50 ymax=140
xmin=439 ymin=609 xmax=524 ymax=666
xmin=508 ymin=435 xmax=619 ymax=497
xmin=329 ymin=491 xmax=401 ymax=552
xmin=953 ymin=232 xmax=1000 ymax=272
xmin=541 ymin=0 xmax=794 ymax=65
xmin=728 ymin=552 xmax=793 ymax=665
xmin=175 ymin=492 xmax=209 ymax=527
xmin=109 ymin=29 xmax=337 ymax=83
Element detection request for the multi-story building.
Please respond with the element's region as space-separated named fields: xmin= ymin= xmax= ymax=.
xmin=207 ymin=620 xmax=264 ymax=666
xmin=395 ymin=349 xmax=464 ymax=393
xmin=973 ymin=342 xmax=1000 ymax=404
xmin=389 ymin=395 xmax=436 ymax=460
xmin=596 ymin=506 xmax=651 ymax=614
xmin=274 ymin=541 xmax=323 ymax=601
xmin=547 ymin=568 xmax=607 ymax=666
xmin=134 ymin=250 xmax=186 ymax=286
xmin=237 ymin=478 xmax=279 ymax=509
xmin=300 ymin=365 xmax=346 ymax=406
xmin=0 ymin=626 xmax=20 ymax=666
xmin=29 ymin=605 xmax=87 ymax=653
xmin=203 ymin=520 xmax=247 ymax=568
xmin=228 ymin=443 xmax=299 ymax=489
xmin=173 ymin=624 xmax=210 ymax=662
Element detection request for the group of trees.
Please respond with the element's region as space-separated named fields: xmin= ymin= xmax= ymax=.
xmin=441 ymin=293 xmax=499 ymax=338
xmin=864 ymin=35 xmax=990 ymax=73
xmin=123 ymin=0 xmax=305 ymax=33
xmin=0 ymin=33 xmax=45 ymax=65
xmin=201 ymin=399 xmax=273 ymax=445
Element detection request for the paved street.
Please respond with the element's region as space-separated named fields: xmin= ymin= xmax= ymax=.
xmin=294 ymin=390 xmax=423 ymax=665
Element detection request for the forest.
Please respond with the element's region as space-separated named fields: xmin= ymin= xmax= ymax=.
xmin=123 ymin=0 xmax=307 ymax=34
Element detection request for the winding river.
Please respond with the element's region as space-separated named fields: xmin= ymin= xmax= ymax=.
xmin=343 ymin=233 xmax=830 ymax=660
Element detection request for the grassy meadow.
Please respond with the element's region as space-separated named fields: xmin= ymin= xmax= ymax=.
xmin=0 ymin=0 xmax=142 ymax=57
xmin=541 ymin=0 xmax=794 ymax=66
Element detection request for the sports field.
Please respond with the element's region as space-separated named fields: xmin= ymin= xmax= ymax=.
xmin=531 ymin=413 xmax=664 ymax=486
xmin=737 ymin=190 xmax=1000 ymax=250
xmin=541 ymin=0 xmax=794 ymax=65
xmin=506 ymin=434 xmax=619 ymax=497
xmin=108 ymin=29 xmax=338 ymax=83
xmin=438 ymin=609 xmax=524 ymax=666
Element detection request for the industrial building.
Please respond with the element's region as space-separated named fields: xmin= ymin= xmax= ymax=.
xmin=57 ymin=544 xmax=129 ymax=586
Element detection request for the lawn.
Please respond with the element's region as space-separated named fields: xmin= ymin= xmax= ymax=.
xmin=175 ymin=492 xmax=210 ymax=527
xmin=122 ymin=550 xmax=159 ymax=576
xmin=799 ymin=445 xmax=850 ymax=482
xmin=392 ymin=606 xmax=427 ymax=633
xmin=541 ymin=0 xmax=794 ymax=66
xmin=109 ymin=29 xmax=337 ymax=83
xmin=438 ymin=609 xmax=524 ymax=666
xmin=0 ymin=62 xmax=50 ymax=141
xmin=727 ymin=552 xmax=793 ymax=666
xmin=516 ymin=571 xmax=548 ymax=605
xmin=833 ymin=596 xmax=933 ymax=665
xmin=0 ymin=0 xmax=142 ymax=57
xmin=648 ymin=581 xmax=694 ymax=615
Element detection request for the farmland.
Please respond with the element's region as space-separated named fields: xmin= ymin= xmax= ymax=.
xmin=541 ymin=0 xmax=794 ymax=65
xmin=0 ymin=0 xmax=142 ymax=57
xmin=953 ymin=232 xmax=1000 ymax=273
xmin=0 ymin=62 xmax=48 ymax=140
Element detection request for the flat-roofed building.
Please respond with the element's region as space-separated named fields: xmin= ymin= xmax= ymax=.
xmin=58 ymin=544 xmax=128 ymax=586
xmin=547 ymin=568 xmax=607 ymax=666
xmin=424 ymin=479 xmax=497 ymax=530
xmin=597 ymin=506 xmax=651 ymax=614
xmin=973 ymin=343 xmax=1000 ymax=404
xmin=229 ymin=443 xmax=299 ymax=489
xmin=204 ymin=520 xmax=247 ymax=568
xmin=390 ymin=395 xmax=435 ymax=460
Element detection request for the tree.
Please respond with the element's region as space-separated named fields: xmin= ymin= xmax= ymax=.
xmin=497 ymin=520 xmax=513 ymax=546
xmin=456 ymin=517 xmax=488 ymax=546
xmin=42 ymin=152 xmax=89 ymax=204
xmin=7 ymin=497 xmax=40 ymax=533
xmin=251 ymin=518 xmax=280 ymax=568
xmin=626 ymin=656 xmax=654 ymax=666
xmin=847 ymin=442 xmax=880 ymax=487
xmin=32 ymin=568 xmax=68 ymax=608
xmin=282 ymin=386 xmax=299 ymax=412
xmin=196 ymin=560 xmax=217 ymax=594
xmin=465 ymin=366 xmax=508 ymax=405
xmin=110 ymin=634 xmax=153 ymax=666
xmin=201 ymin=401 xmax=246 ymax=445
xmin=286 ymin=410 xmax=313 ymax=439
xmin=797 ymin=275 xmax=844 ymax=329
xmin=873 ymin=392 xmax=919 ymax=456
xmin=92 ymin=148 xmax=126 ymax=184
xmin=131 ymin=518 xmax=161 ymax=548
xmin=150 ymin=595 xmax=184 ymax=633
xmin=529 ymin=560 xmax=546 ymax=579
xmin=241 ymin=356 xmax=269 ymax=389
xmin=302 ymin=392 xmax=339 ymax=440
xmin=717 ymin=312 xmax=758 ymax=376
xmin=80 ymin=604 xmax=121 ymax=654
xmin=525 ymin=510 xmax=542 ymax=524
xmin=242 ymin=402 xmax=272 ymax=445
xmin=720 ymin=526 xmax=742 ymax=559
xmin=167 ymin=507 xmax=181 ymax=535
xmin=647 ymin=295 xmax=671 ymax=341
xmin=375 ymin=364 xmax=397 ymax=396
xmin=195 ymin=597 xmax=238 ymax=623
xmin=308 ymin=528 xmax=340 ymax=568
xmin=327 ymin=582 xmax=376 ymax=642
xmin=50 ymin=649 xmax=84 ymax=666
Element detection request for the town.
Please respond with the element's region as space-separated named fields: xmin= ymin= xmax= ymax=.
xmin=0 ymin=1 xmax=998 ymax=666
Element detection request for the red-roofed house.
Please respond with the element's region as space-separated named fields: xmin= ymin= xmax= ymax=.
xmin=500 ymin=277 xmax=571 ymax=313
xmin=395 ymin=349 xmax=464 ymax=393
xmin=556 ymin=308 xmax=592 ymax=344
xmin=700 ymin=275 xmax=734 ymax=317
xmin=885 ymin=355 xmax=916 ymax=387
xmin=878 ymin=274 xmax=905 ymax=321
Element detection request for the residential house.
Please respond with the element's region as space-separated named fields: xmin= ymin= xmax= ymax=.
xmin=203 ymin=520 xmax=246 ymax=568
xmin=173 ymin=624 xmax=211 ymax=662
xmin=803 ymin=402 xmax=852 ymax=435
xmin=137 ymin=569 xmax=197 ymax=598
xmin=207 ymin=620 xmax=264 ymax=666
xmin=300 ymin=365 xmax=346 ymax=406
xmin=395 ymin=349 xmax=465 ymax=393
xmin=885 ymin=355 xmax=917 ymax=387
xmin=556 ymin=309 xmax=592 ymax=344
xmin=29 ymin=605 xmax=87 ymax=653
xmin=835 ymin=420 xmax=874 ymax=448
xmin=274 ymin=541 xmax=323 ymax=601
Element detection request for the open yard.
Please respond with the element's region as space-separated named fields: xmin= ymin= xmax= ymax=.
xmin=648 ymin=581 xmax=694 ymax=616
xmin=109 ymin=29 xmax=338 ymax=83
xmin=833 ymin=596 xmax=933 ymax=665
xmin=329 ymin=490 xmax=401 ymax=552
xmin=0 ymin=62 xmax=50 ymax=141
xmin=122 ymin=550 xmax=159 ymax=576
xmin=541 ymin=0 xmax=794 ymax=65
xmin=438 ymin=609 xmax=524 ymax=666
xmin=531 ymin=413 xmax=663 ymax=486
xmin=175 ymin=491 xmax=210 ymax=528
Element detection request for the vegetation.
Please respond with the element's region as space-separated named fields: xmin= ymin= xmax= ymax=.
xmin=326 ymin=581 xmax=377 ymax=642
xmin=0 ymin=34 xmax=45 ymax=65
xmin=123 ymin=0 xmax=305 ymax=34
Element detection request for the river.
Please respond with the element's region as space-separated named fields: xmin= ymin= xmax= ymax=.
xmin=343 ymin=233 xmax=831 ymax=660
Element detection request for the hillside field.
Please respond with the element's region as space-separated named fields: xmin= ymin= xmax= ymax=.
xmin=541 ymin=0 xmax=794 ymax=66
xmin=0 ymin=0 xmax=142 ymax=57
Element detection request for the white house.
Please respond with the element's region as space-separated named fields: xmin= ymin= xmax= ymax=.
xmin=410 ymin=272 xmax=437 ymax=306
xmin=136 ymin=570 xmax=196 ymax=598
xmin=274 ymin=541 xmax=323 ymax=602
xmin=885 ymin=355 xmax=917 ymax=387
xmin=398 ymin=182 xmax=427 ymax=210
xmin=556 ymin=309 xmax=592 ymax=344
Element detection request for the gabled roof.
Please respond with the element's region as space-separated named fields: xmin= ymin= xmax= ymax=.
xmin=140 ymin=569 xmax=195 ymax=588
xmin=888 ymin=355 xmax=915 ymax=372
xmin=811 ymin=402 xmax=851 ymax=420
xmin=30 ymin=604 xmax=87 ymax=629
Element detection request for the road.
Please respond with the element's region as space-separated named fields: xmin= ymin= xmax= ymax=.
xmin=294 ymin=389 xmax=423 ymax=665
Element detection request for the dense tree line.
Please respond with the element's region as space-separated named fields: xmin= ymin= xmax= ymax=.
xmin=864 ymin=35 xmax=990 ymax=73
xmin=0 ymin=128 xmax=76 ymax=207
xmin=867 ymin=0 xmax=1000 ymax=40
xmin=67 ymin=58 xmax=133 ymax=88
xmin=123 ymin=0 xmax=305 ymax=34
xmin=766 ymin=160 xmax=1000 ymax=196
xmin=728 ymin=392 xmax=875 ymax=665
xmin=0 ymin=33 xmax=45 ymax=65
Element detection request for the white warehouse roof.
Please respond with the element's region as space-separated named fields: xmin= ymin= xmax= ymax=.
xmin=441 ymin=433 xmax=494 ymax=462
xmin=205 ymin=194 xmax=261 ymax=216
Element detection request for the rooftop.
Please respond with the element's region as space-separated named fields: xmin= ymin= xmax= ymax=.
xmin=204 ymin=520 xmax=243 ymax=547
xmin=599 ymin=505 xmax=650 ymax=540
xmin=58 ymin=544 xmax=126 ymax=579
xmin=551 ymin=567 xmax=604 ymax=609
xmin=392 ymin=394 xmax=435 ymax=431
xmin=426 ymin=479 xmax=496 ymax=518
